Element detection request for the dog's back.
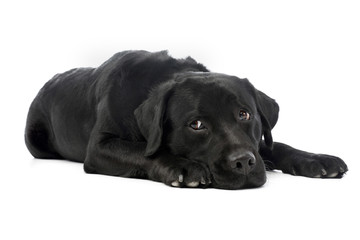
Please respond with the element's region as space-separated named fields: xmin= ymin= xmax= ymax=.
xmin=25 ymin=50 xmax=208 ymax=162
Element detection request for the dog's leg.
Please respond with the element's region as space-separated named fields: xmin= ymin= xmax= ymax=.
xmin=83 ymin=135 xmax=212 ymax=188
xmin=259 ymin=142 xmax=348 ymax=178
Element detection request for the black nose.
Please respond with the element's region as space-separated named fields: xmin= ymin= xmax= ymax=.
xmin=228 ymin=151 xmax=256 ymax=174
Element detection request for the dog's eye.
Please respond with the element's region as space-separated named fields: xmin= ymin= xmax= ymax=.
xmin=190 ymin=120 xmax=206 ymax=130
xmin=239 ymin=110 xmax=251 ymax=121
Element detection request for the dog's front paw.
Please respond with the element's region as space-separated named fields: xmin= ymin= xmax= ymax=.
xmin=151 ymin=157 xmax=212 ymax=188
xmin=283 ymin=153 xmax=348 ymax=178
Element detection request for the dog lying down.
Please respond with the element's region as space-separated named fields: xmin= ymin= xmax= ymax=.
xmin=25 ymin=50 xmax=348 ymax=189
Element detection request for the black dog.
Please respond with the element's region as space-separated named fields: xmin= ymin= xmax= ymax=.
xmin=25 ymin=50 xmax=348 ymax=189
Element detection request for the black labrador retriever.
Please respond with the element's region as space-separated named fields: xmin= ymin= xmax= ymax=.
xmin=25 ymin=50 xmax=348 ymax=189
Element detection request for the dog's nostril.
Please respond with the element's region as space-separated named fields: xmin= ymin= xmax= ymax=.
xmin=234 ymin=158 xmax=254 ymax=169
xmin=236 ymin=162 xmax=243 ymax=169
xmin=248 ymin=158 xmax=255 ymax=166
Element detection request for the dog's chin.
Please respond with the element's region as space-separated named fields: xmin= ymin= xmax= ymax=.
xmin=211 ymin=169 xmax=267 ymax=190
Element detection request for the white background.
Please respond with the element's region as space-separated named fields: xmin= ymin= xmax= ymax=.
xmin=1 ymin=0 xmax=359 ymax=239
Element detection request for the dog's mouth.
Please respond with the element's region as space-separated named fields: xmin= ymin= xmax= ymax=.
xmin=209 ymin=157 xmax=267 ymax=190
xmin=211 ymin=172 xmax=267 ymax=190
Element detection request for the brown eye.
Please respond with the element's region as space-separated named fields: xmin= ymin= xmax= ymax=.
xmin=190 ymin=120 xmax=206 ymax=130
xmin=239 ymin=110 xmax=251 ymax=121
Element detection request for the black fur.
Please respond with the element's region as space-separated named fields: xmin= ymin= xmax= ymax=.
xmin=25 ymin=50 xmax=348 ymax=189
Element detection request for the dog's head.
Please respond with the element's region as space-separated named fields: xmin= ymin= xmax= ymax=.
xmin=135 ymin=72 xmax=279 ymax=189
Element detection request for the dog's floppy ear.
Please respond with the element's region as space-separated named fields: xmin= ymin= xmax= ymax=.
xmin=134 ymin=81 xmax=175 ymax=157
xmin=255 ymin=90 xmax=279 ymax=149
